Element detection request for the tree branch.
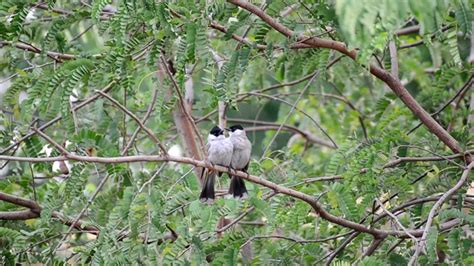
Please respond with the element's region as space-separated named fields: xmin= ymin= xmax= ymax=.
xmin=160 ymin=56 xmax=205 ymax=154
xmin=0 ymin=191 xmax=40 ymax=210
xmin=0 ymin=152 xmax=463 ymax=239
xmin=0 ymin=210 xmax=39 ymax=220
xmin=409 ymin=161 xmax=474 ymax=265
xmin=408 ymin=75 xmax=473 ymax=134
xmin=362 ymin=237 xmax=385 ymax=258
xmin=0 ymin=80 xmax=117 ymax=156
xmin=210 ymin=21 xmax=311 ymax=50
xmin=228 ymin=0 xmax=464 ymax=157
xmin=97 ymin=90 xmax=167 ymax=154
xmin=121 ymin=86 xmax=160 ymax=155
xmin=0 ymin=40 xmax=78 ymax=60
xmin=389 ymin=40 xmax=399 ymax=78
xmin=383 ymin=150 xmax=473 ymax=168
xmin=375 ymin=198 xmax=418 ymax=243
xmin=396 ymin=25 xmax=420 ymax=36
xmin=0 ymin=192 xmax=99 ymax=234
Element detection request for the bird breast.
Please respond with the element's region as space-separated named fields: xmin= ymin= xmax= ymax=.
xmin=230 ymin=136 xmax=251 ymax=169
xmin=208 ymin=139 xmax=233 ymax=166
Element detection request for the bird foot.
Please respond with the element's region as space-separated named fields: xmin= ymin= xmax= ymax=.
xmin=200 ymin=197 xmax=215 ymax=205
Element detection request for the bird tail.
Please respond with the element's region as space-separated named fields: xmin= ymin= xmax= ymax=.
xmin=200 ymin=170 xmax=216 ymax=203
xmin=229 ymin=175 xmax=248 ymax=199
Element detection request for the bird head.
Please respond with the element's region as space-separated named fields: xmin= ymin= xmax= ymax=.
xmin=227 ymin=124 xmax=245 ymax=137
xmin=208 ymin=126 xmax=225 ymax=140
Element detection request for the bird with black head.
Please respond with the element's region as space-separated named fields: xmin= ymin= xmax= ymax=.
xmin=199 ymin=126 xmax=234 ymax=203
xmin=226 ymin=124 xmax=251 ymax=199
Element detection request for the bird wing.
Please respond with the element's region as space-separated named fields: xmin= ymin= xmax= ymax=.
xmin=243 ymin=162 xmax=249 ymax=172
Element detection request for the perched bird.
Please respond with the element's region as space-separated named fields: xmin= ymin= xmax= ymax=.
xmin=227 ymin=124 xmax=251 ymax=199
xmin=200 ymin=126 xmax=234 ymax=203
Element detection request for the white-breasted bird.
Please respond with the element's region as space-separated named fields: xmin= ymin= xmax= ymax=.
xmin=200 ymin=126 xmax=234 ymax=203
xmin=227 ymin=124 xmax=251 ymax=199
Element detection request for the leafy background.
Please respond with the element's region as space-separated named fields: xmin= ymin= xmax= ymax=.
xmin=0 ymin=0 xmax=473 ymax=265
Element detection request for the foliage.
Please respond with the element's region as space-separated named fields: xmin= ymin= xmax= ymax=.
xmin=0 ymin=0 xmax=473 ymax=264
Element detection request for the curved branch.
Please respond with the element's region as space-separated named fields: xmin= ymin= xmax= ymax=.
xmin=0 ymin=191 xmax=40 ymax=210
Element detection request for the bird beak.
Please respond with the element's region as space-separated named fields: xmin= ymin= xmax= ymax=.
xmin=224 ymin=128 xmax=230 ymax=131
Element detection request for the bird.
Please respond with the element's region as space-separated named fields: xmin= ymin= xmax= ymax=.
xmin=199 ymin=125 xmax=234 ymax=203
xmin=227 ymin=124 xmax=251 ymax=199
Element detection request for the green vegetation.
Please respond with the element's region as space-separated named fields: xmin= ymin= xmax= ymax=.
xmin=0 ymin=0 xmax=473 ymax=264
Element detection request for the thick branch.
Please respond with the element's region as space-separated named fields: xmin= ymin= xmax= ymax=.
xmin=0 ymin=192 xmax=40 ymax=210
xmin=389 ymin=40 xmax=399 ymax=78
xmin=0 ymin=153 xmax=462 ymax=239
xmin=228 ymin=0 xmax=464 ymax=156
xmin=0 ymin=192 xmax=99 ymax=233
xmin=362 ymin=237 xmax=385 ymax=258
xmin=0 ymin=210 xmax=39 ymax=220
xmin=210 ymin=22 xmax=311 ymax=50
xmin=396 ymin=25 xmax=420 ymax=36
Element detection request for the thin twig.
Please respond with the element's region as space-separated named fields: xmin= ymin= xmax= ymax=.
xmin=33 ymin=128 xmax=69 ymax=155
xmin=248 ymin=91 xmax=338 ymax=149
xmin=262 ymin=71 xmax=322 ymax=155
xmin=375 ymin=198 xmax=418 ymax=243
xmin=48 ymin=173 xmax=112 ymax=264
xmin=97 ymin=90 xmax=167 ymax=155
xmin=409 ymin=161 xmax=474 ymax=265
xmin=0 ymin=80 xmax=117 ymax=155
xmin=121 ymin=86 xmax=160 ymax=155
xmin=383 ymin=149 xmax=473 ymax=168
xmin=240 ymin=232 xmax=348 ymax=250
xmin=408 ymin=75 xmax=473 ymax=134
